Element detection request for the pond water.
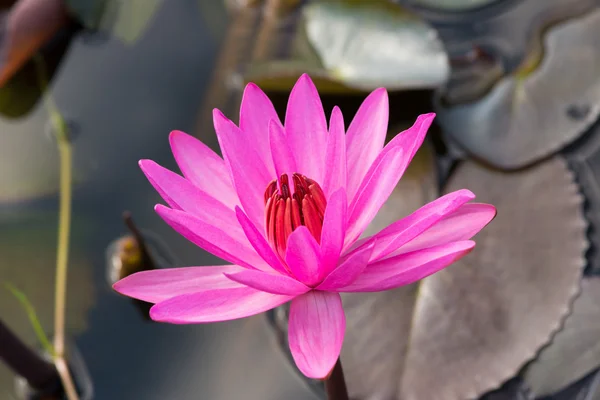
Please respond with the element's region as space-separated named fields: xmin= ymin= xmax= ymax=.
xmin=0 ymin=1 xmax=318 ymax=399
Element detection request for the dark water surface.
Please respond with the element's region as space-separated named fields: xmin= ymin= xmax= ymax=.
xmin=0 ymin=1 xmax=315 ymax=399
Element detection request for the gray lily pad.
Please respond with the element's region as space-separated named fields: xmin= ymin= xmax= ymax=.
xmin=341 ymin=286 xmax=419 ymax=400
xmin=303 ymin=0 xmax=449 ymax=91
xmin=341 ymin=141 xmax=438 ymax=400
xmin=523 ymin=277 xmax=600 ymax=397
xmin=399 ymin=156 xmax=587 ymax=400
xmin=203 ymin=0 xmax=449 ymax=103
xmin=435 ymin=9 xmax=600 ymax=170
xmin=562 ymin=119 xmax=600 ymax=276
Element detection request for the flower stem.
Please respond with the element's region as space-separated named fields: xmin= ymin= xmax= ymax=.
xmin=33 ymin=54 xmax=79 ymax=400
xmin=0 ymin=319 xmax=61 ymax=395
xmin=325 ymin=358 xmax=349 ymax=400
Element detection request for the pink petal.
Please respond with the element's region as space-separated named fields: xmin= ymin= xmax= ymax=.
xmin=322 ymin=106 xmax=347 ymax=198
xmin=213 ymin=109 xmax=273 ymax=230
xmin=344 ymin=147 xmax=404 ymax=247
xmin=317 ymin=242 xmax=374 ymax=291
xmin=358 ymin=189 xmax=476 ymax=262
xmin=288 ymin=291 xmax=346 ymax=379
xmin=397 ymin=203 xmax=496 ymax=255
xmin=156 ymin=205 xmax=265 ymax=270
xmin=381 ymin=113 xmax=435 ymax=173
xmin=269 ymin=119 xmax=297 ymax=178
xmin=139 ymin=160 xmax=241 ymax=234
xmin=113 ymin=265 xmax=244 ymax=303
xmin=341 ymin=240 xmax=475 ymax=292
xmin=344 ymin=113 xmax=436 ymax=247
xmin=239 ymin=82 xmax=280 ymax=177
xmin=149 ymin=287 xmax=293 ymax=324
xmin=284 ymin=74 xmax=327 ymax=182
xmin=169 ymin=130 xmax=238 ymax=209
xmin=285 ymin=226 xmax=323 ymax=287
xmin=320 ymin=188 xmax=347 ymax=276
xmin=345 ymin=88 xmax=389 ymax=201
xmin=235 ymin=207 xmax=290 ymax=275
xmin=224 ymin=269 xmax=309 ymax=295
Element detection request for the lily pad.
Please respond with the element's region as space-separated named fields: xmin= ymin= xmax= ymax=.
xmin=303 ymin=0 xmax=449 ymax=91
xmin=203 ymin=0 xmax=449 ymax=106
xmin=523 ymin=277 xmax=600 ymax=397
xmin=342 ymin=141 xmax=437 ymax=399
xmin=399 ymin=156 xmax=587 ymax=400
xmin=435 ymin=9 xmax=600 ymax=170
xmin=562 ymin=119 xmax=600 ymax=276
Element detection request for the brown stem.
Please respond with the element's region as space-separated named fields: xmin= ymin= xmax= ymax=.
xmin=325 ymin=358 xmax=349 ymax=400
xmin=0 ymin=319 xmax=62 ymax=395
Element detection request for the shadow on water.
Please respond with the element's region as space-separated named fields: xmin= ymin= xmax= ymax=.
xmin=0 ymin=1 xmax=316 ymax=399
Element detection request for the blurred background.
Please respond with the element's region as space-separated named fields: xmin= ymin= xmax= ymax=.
xmin=0 ymin=0 xmax=599 ymax=399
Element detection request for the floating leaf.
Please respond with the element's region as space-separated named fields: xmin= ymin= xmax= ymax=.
xmin=523 ymin=278 xmax=600 ymax=397
xmin=399 ymin=156 xmax=587 ymax=400
xmin=329 ymin=142 xmax=440 ymax=399
xmin=562 ymin=119 xmax=600 ymax=276
xmin=342 ymin=286 xmax=419 ymax=399
xmin=435 ymin=9 xmax=600 ymax=169
xmin=199 ymin=0 xmax=449 ymax=132
xmin=303 ymin=0 xmax=449 ymax=91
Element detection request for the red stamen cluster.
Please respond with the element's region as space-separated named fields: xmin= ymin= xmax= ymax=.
xmin=264 ymin=173 xmax=327 ymax=261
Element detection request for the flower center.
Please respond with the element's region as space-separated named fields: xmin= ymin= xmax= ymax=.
xmin=264 ymin=173 xmax=327 ymax=261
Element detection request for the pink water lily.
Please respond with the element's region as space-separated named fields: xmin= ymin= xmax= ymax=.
xmin=114 ymin=74 xmax=496 ymax=379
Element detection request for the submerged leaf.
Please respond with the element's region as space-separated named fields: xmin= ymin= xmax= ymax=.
xmin=435 ymin=10 xmax=600 ymax=169
xmin=400 ymin=156 xmax=587 ymax=400
xmin=523 ymin=278 xmax=600 ymax=397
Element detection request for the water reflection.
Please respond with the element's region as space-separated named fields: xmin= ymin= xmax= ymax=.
xmin=1 ymin=1 xmax=314 ymax=398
